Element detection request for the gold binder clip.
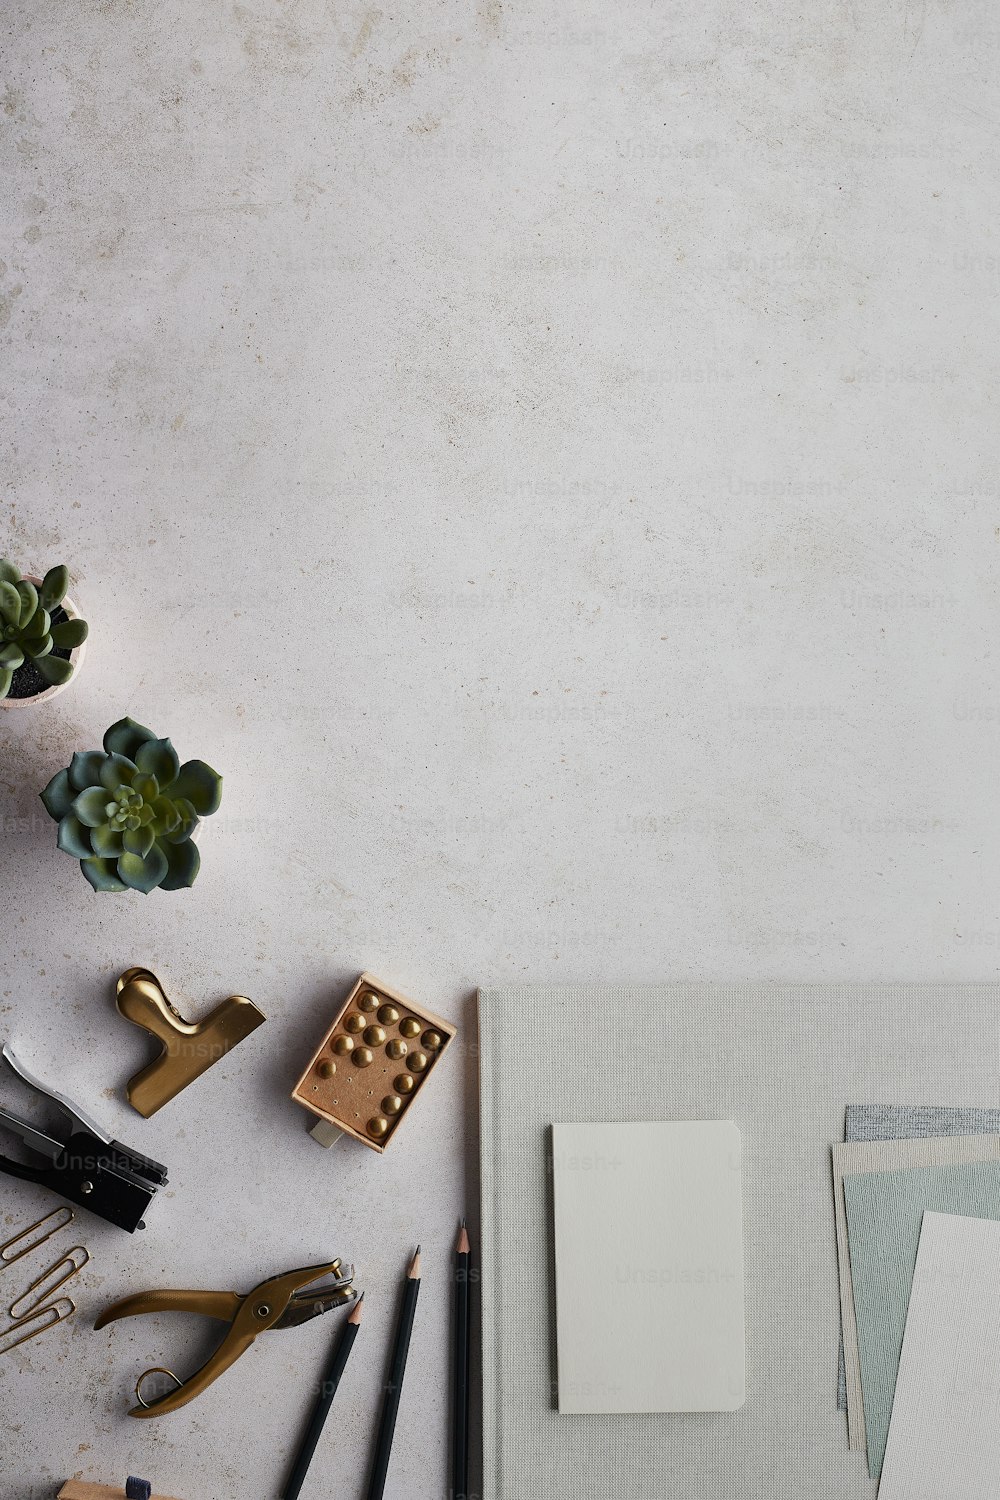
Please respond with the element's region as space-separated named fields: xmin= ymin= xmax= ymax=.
xmin=115 ymin=968 xmax=266 ymax=1118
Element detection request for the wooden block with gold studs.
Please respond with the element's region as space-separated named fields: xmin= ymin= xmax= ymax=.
xmin=291 ymin=973 xmax=456 ymax=1152
xmin=57 ymin=1484 xmax=183 ymax=1500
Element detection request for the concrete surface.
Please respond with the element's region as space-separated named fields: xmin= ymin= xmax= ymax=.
xmin=1 ymin=0 xmax=998 ymax=1496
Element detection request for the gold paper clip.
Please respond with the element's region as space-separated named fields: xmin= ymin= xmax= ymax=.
xmin=0 ymin=1296 xmax=74 ymax=1354
xmin=9 ymin=1246 xmax=89 ymax=1321
xmin=0 ymin=1206 xmax=74 ymax=1267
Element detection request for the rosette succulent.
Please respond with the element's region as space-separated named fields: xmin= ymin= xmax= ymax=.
xmin=0 ymin=559 xmax=88 ymax=699
xmin=40 ymin=717 xmax=222 ymax=893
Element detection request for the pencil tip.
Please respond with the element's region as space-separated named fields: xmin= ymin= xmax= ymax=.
xmin=408 ymin=1246 xmax=421 ymax=1278
xmin=348 ymin=1292 xmax=364 ymax=1324
xmin=456 ymin=1221 xmax=470 ymax=1254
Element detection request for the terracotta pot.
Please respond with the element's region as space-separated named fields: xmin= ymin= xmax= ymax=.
xmin=0 ymin=575 xmax=87 ymax=708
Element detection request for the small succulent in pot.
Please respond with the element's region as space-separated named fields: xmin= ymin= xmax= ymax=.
xmin=40 ymin=717 xmax=222 ymax=893
xmin=0 ymin=559 xmax=89 ymax=702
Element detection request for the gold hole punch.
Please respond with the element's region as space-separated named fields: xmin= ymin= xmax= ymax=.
xmin=0 ymin=1205 xmax=74 ymax=1267
xmin=115 ymin=968 xmax=266 ymax=1118
xmin=9 ymin=1245 xmax=89 ymax=1321
xmin=0 ymin=1296 xmax=74 ymax=1354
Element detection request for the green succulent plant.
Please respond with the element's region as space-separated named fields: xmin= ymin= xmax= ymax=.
xmin=0 ymin=559 xmax=89 ymax=699
xmin=40 ymin=717 xmax=222 ymax=893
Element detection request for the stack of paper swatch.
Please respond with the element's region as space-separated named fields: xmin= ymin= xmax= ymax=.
xmin=833 ymin=1106 xmax=1000 ymax=1497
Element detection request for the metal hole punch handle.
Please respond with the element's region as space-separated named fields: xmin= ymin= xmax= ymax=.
xmin=135 ymin=1367 xmax=184 ymax=1410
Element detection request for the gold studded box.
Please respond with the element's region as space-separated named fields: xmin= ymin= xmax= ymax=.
xmin=291 ymin=972 xmax=457 ymax=1153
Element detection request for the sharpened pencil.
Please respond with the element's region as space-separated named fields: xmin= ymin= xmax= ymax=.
xmin=453 ymin=1220 xmax=471 ymax=1500
xmin=282 ymin=1294 xmax=364 ymax=1500
xmin=366 ymin=1247 xmax=421 ymax=1500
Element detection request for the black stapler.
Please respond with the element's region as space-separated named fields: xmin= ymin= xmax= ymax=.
xmin=0 ymin=1044 xmax=167 ymax=1231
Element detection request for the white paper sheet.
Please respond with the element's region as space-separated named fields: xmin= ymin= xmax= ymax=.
xmin=878 ymin=1211 xmax=1000 ymax=1500
xmin=551 ymin=1120 xmax=745 ymax=1414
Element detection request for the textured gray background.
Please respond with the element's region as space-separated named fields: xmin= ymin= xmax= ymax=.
xmin=1 ymin=0 xmax=998 ymax=1496
xmin=480 ymin=985 xmax=1000 ymax=1500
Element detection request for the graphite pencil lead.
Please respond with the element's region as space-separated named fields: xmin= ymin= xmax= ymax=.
xmin=456 ymin=1222 xmax=470 ymax=1254
xmin=348 ymin=1292 xmax=365 ymax=1324
xmin=408 ymin=1246 xmax=422 ymax=1278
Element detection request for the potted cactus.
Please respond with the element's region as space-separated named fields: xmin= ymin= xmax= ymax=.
xmin=0 ymin=560 xmax=88 ymax=704
xmin=40 ymin=717 xmax=223 ymax=893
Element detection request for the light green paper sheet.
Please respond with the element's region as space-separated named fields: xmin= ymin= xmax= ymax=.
xmin=843 ymin=1159 xmax=1000 ymax=1481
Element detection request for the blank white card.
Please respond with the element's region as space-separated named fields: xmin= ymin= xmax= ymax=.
xmin=551 ymin=1121 xmax=745 ymax=1414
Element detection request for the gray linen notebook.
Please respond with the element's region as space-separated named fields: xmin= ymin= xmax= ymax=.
xmin=478 ymin=984 xmax=1000 ymax=1500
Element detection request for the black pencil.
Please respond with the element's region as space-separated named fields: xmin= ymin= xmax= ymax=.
xmin=282 ymin=1293 xmax=364 ymax=1500
xmin=453 ymin=1220 xmax=471 ymax=1500
xmin=366 ymin=1246 xmax=421 ymax=1500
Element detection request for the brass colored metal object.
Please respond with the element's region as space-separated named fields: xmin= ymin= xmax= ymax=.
xmin=0 ymin=1297 xmax=75 ymax=1354
xmin=291 ymin=972 xmax=457 ymax=1153
xmin=0 ymin=1205 xmax=74 ymax=1267
xmin=9 ymin=1245 xmax=89 ymax=1321
xmin=95 ymin=1260 xmax=356 ymax=1418
xmin=116 ymin=968 xmax=266 ymax=1118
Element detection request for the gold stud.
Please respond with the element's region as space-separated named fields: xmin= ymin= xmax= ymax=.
xmin=386 ymin=1038 xmax=408 ymax=1060
xmin=422 ymin=1030 xmax=442 ymax=1051
xmin=377 ymin=1004 xmax=400 ymax=1025
xmin=382 ymin=1094 xmax=403 ymax=1114
xmin=368 ymin=1116 xmax=389 ymax=1138
xmin=317 ymin=1059 xmax=336 ymax=1079
xmin=344 ymin=1013 xmax=365 ymax=1033
xmin=358 ymin=991 xmax=379 ymax=1012
xmin=363 ymin=1024 xmax=386 ymax=1047
xmin=332 ymin=1035 xmax=355 ymax=1056
xmin=352 ymin=1046 xmax=374 ymax=1068
xmin=409 ymin=1051 xmax=428 ymax=1073
xmin=395 ymin=1073 xmax=415 ymax=1094
xmin=399 ymin=1017 xmax=420 ymax=1039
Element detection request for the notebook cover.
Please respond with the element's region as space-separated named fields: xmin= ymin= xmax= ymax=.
xmin=478 ymin=984 xmax=1000 ymax=1500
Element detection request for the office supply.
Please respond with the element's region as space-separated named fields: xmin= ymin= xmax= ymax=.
xmin=0 ymin=1296 xmax=74 ymax=1354
xmin=453 ymin=1221 xmax=471 ymax=1500
xmin=95 ymin=1259 xmax=357 ymax=1416
xmin=832 ymin=1133 xmax=1000 ymax=1450
xmin=57 ymin=1482 xmax=183 ymax=1500
xmin=282 ymin=1291 xmax=364 ymax=1500
xmin=1 ymin=1205 xmax=74 ymax=1266
xmin=877 ymin=1211 xmax=1000 ymax=1500
xmin=843 ymin=1157 xmax=1000 ymax=1480
xmin=0 ymin=1044 xmax=168 ymax=1231
xmin=292 ymin=973 xmax=456 ymax=1152
xmin=9 ymin=1244 xmax=89 ymax=1320
xmin=552 ymin=1120 xmax=744 ymax=1413
xmin=366 ymin=1247 xmax=421 ymax=1500
xmin=479 ymin=983 xmax=1000 ymax=1500
xmin=115 ymin=967 xmax=266 ymax=1117
xmin=836 ymin=1103 xmax=1000 ymax=1412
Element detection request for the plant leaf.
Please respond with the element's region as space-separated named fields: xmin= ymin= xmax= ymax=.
xmin=0 ymin=667 xmax=12 ymax=699
xmin=50 ymin=617 xmax=88 ymax=649
xmin=23 ymin=636 xmax=52 ymax=659
xmin=57 ymin=815 xmax=93 ymax=859
xmin=36 ymin=654 xmax=74 ymax=686
xmin=123 ymin=824 xmax=155 ymax=858
xmin=15 ymin=580 xmax=38 ymax=626
xmin=0 ymin=560 xmax=19 ymax=585
xmin=99 ymin=752 xmax=137 ymax=791
xmin=40 ymin=768 xmax=74 ymax=819
xmin=81 ymin=856 xmax=128 ymax=893
xmin=133 ymin=773 xmax=159 ymax=801
xmin=39 ymin=565 xmax=69 ymax=610
xmin=117 ymin=843 xmax=168 ymax=894
xmin=69 ymin=750 xmax=106 ymax=791
xmin=0 ymin=645 xmax=24 ymax=671
xmin=103 ymin=716 xmax=156 ymax=758
xmin=159 ymin=836 xmax=201 ymax=890
xmin=0 ymin=581 xmax=21 ymax=622
xmin=167 ymin=760 xmax=223 ymax=816
xmin=72 ymin=786 xmax=112 ymax=828
xmin=91 ymin=823 xmax=124 ymax=857
xmin=23 ymin=606 xmax=49 ymax=639
xmin=135 ymin=737 xmax=179 ymax=787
